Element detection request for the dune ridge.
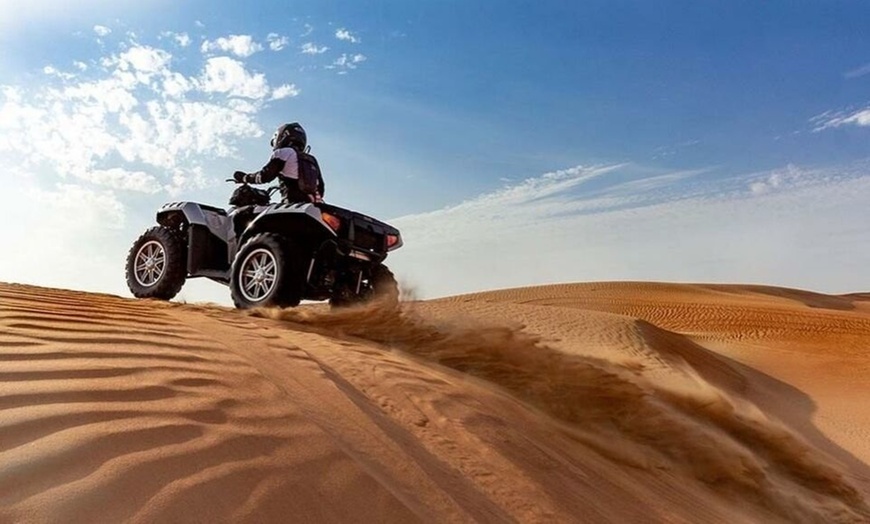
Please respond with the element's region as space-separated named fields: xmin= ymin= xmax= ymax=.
xmin=1 ymin=281 xmax=869 ymax=522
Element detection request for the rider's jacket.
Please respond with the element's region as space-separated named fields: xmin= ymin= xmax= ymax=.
xmin=244 ymin=147 xmax=324 ymax=203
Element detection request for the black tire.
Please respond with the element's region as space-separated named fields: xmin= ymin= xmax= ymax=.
xmin=125 ymin=226 xmax=187 ymax=300
xmin=230 ymin=233 xmax=305 ymax=309
xmin=330 ymin=264 xmax=399 ymax=309
xmin=370 ymin=264 xmax=399 ymax=305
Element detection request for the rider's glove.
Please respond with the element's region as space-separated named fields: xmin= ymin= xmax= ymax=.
xmin=233 ymin=171 xmax=247 ymax=183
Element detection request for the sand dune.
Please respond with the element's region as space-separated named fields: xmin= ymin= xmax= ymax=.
xmin=1 ymin=281 xmax=869 ymax=523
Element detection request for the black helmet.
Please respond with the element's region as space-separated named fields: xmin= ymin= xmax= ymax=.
xmin=271 ymin=122 xmax=307 ymax=151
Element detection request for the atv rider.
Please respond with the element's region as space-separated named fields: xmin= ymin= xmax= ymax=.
xmin=233 ymin=122 xmax=325 ymax=204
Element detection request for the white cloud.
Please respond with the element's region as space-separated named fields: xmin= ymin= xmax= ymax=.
xmin=199 ymin=56 xmax=270 ymax=99
xmin=749 ymin=177 xmax=779 ymax=195
xmin=811 ymin=107 xmax=870 ymax=131
xmin=34 ymin=184 xmax=126 ymax=229
xmin=335 ymin=28 xmax=360 ymax=43
xmin=117 ymin=45 xmax=172 ymax=76
xmin=60 ymin=75 xmax=139 ymax=113
xmin=267 ymin=33 xmax=289 ymax=51
xmin=328 ymin=53 xmax=367 ymax=72
xmin=93 ymin=24 xmax=111 ymax=37
xmin=43 ymin=65 xmax=76 ymax=80
xmin=161 ymin=31 xmax=191 ymax=47
xmin=301 ymin=24 xmax=313 ymax=37
xmin=2 ymin=78 xmax=125 ymax=178
xmin=161 ymin=71 xmax=193 ymax=98
xmin=114 ymin=99 xmax=262 ymax=168
xmin=81 ymin=168 xmax=162 ymax=193
xmin=388 ymin=162 xmax=870 ymax=298
xmin=271 ymin=83 xmax=300 ymax=100
xmin=0 ymin=36 xmax=293 ymax=197
xmin=747 ymin=164 xmax=805 ymax=195
xmin=832 ymin=109 xmax=870 ymax=127
xmin=300 ymin=42 xmax=329 ymax=55
xmin=201 ymin=34 xmax=263 ymax=58
xmin=73 ymin=61 xmax=88 ymax=71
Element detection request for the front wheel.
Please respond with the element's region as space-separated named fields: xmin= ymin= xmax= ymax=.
xmin=230 ymin=233 xmax=305 ymax=309
xmin=125 ymin=226 xmax=187 ymax=300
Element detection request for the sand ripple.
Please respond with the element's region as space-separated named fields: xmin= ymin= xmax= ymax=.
xmin=2 ymin=281 xmax=869 ymax=523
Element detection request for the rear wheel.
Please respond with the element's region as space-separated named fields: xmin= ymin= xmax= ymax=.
xmin=230 ymin=233 xmax=305 ymax=309
xmin=330 ymin=264 xmax=399 ymax=308
xmin=125 ymin=226 xmax=187 ymax=300
xmin=369 ymin=264 xmax=399 ymax=305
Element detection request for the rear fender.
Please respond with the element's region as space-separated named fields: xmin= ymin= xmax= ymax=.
xmin=240 ymin=203 xmax=337 ymax=249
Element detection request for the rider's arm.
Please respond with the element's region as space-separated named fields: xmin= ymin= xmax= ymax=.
xmin=244 ymin=157 xmax=285 ymax=184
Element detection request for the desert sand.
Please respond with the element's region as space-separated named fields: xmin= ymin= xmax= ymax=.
xmin=1 ymin=280 xmax=869 ymax=523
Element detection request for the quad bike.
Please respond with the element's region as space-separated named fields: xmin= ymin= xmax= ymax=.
xmin=125 ymin=181 xmax=403 ymax=309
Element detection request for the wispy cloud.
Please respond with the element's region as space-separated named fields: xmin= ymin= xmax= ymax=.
xmin=176 ymin=33 xmax=191 ymax=47
xmin=267 ymin=33 xmax=289 ymax=51
xmin=201 ymin=34 xmax=263 ymax=58
xmin=747 ymin=164 xmax=806 ymax=195
xmin=42 ymin=65 xmax=76 ymax=80
xmin=389 ymin=162 xmax=870 ymax=298
xmin=335 ymin=28 xmax=360 ymax=43
xmin=811 ymin=107 xmax=870 ymax=131
xmin=93 ymin=25 xmax=111 ymax=37
xmin=845 ymin=62 xmax=870 ymax=79
xmin=327 ymin=53 xmax=366 ymax=73
xmin=651 ymin=139 xmax=700 ymax=160
xmin=270 ymin=83 xmax=300 ymax=100
xmin=300 ymin=42 xmax=329 ymax=55
xmin=81 ymin=168 xmax=162 ymax=193
xmin=161 ymin=31 xmax=191 ymax=47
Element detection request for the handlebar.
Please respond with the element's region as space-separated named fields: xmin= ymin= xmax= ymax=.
xmin=226 ymin=178 xmax=279 ymax=195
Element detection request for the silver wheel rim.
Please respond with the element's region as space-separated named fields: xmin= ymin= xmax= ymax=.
xmin=239 ymin=248 xmax=278 ymax=303
xmin=134 ymin=240 xmax=166 ymax=287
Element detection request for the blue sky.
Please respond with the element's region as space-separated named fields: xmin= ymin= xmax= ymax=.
xmin=2 ymin=1 xmax=870 ymax=303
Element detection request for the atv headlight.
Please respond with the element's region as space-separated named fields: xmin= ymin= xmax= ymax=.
xmin=321 ymin=211 xmax=341 ymax=232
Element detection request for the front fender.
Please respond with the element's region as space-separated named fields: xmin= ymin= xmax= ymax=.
xmin=157 ymin=202 xmax=211 ymax=228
